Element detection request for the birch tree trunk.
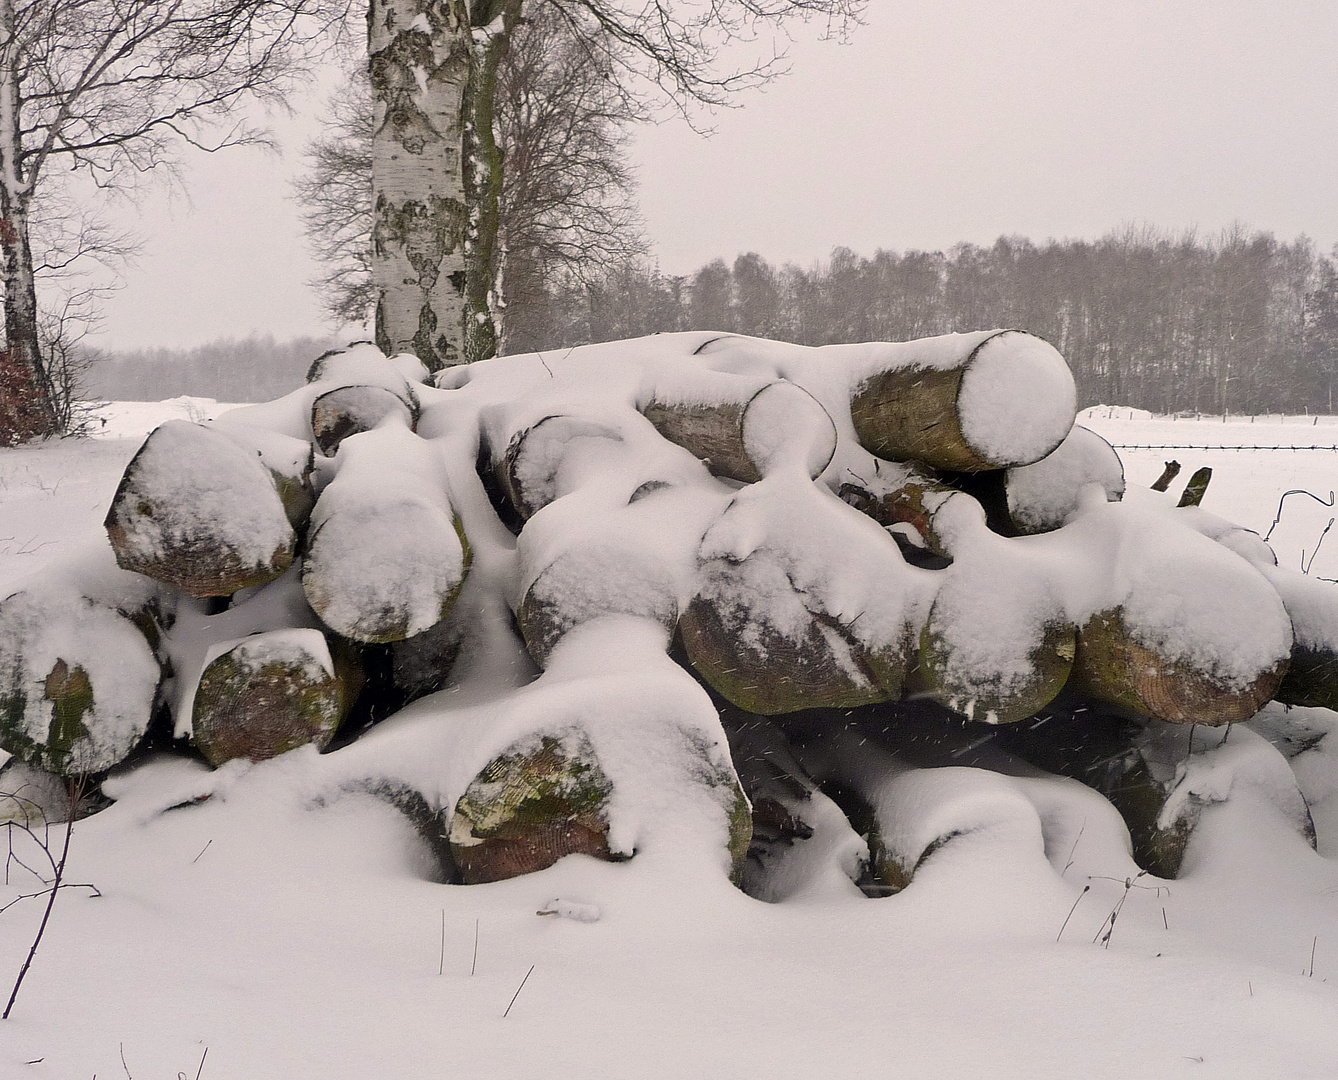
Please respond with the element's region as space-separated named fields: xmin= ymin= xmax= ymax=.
xmin=369 ymin=0 xmax=472 ymax=370
xmin=0 ymin=1 xmax=55 ymax=443
xmin=461 ymin=0 xmax=521 ymax=364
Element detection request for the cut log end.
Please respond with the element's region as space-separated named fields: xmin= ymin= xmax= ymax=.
xmin=918 ymin=618 xmax=1076 ymax=725
xmin=191 ymin=631 xmax=348 ymax=767
xmin=448 ymin=734 xmax=624 ymax=884
xmin=1072 ymin=609 xmax=1286 ymax=726
xmin=680 ymin=585 xmax=897 ymax=715
xmin=312 ymin=385 xmax=417 ymax=457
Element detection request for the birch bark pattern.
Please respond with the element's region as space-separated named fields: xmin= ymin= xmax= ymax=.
xmin=0 ymin=0 xmax=55 ymax=443
xmin=369 ymin=0 xmax=471 ymax=371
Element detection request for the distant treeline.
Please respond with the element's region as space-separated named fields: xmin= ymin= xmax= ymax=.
xmin=84 ymin=334 xmax=340 ymax=402
xmin=509 ymin=226 xmax=1338 ymax=415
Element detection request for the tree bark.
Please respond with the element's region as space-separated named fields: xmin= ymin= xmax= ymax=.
xmin=461 ymin=0 xmax=522 ymax=363
xmin=0 ymin=5 xmax=55 ymax=443
xmin=369 ymin=0 xmax=472 ymax=370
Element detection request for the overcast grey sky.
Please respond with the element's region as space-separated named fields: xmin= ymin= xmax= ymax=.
xmin=88 ymin=0 xmax=1338 ymax=350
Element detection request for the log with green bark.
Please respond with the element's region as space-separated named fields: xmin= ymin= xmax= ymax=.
xmin=106 ymin=420 xmax=299 ymax=597
xmin=848 ymin=329 xmax=1076 ymax=472
xmin=641 ymin=376 xmax=837 ymax=483
xmin=190 ymin=629 xmax=362 ymax=767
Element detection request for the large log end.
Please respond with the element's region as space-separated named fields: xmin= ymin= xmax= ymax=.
xmin=448 ymin=733 xmax=626 ymax=884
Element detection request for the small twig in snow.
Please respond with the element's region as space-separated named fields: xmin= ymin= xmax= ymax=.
xmin=503 ymin=965 xmax=535 ymax=1017
xmin=438 ymin=909 xmax=445 ymax=976
xmin=1062 ymin=819 xmax=1087 ymax=877
xmin=191 ymin=840 xmax=212 ymax=864
xmin=472 ymin=918 xmax=479 ymax=976
xmin=1056 ymin=885 xmax=1090 ymax=942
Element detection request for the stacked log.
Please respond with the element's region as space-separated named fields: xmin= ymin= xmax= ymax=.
xmin=105 ymin=420 xmax=299 ymax=597
xmin=306 ymin=342 xmax=423 ymax=456
xmin=302 ymin=424 xmax=470 ymax=643
xmin=846 ymin=330 xmax=1076 ymax=471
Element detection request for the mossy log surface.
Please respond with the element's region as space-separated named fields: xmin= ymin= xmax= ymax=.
xmin=192 ymin=631 xmax=353 ymax=766
xmin=918 ymin=616 xmax=1076 ymax=725
xmin=105 ymin=423 xmax=296 ymax=598
xmin=312 ymin=385 xmax=418 ymax=457
xmin=0 ymin=596 xmax=160 ymax=777
xmin=680 ymin=579 xmax=899 ymax=715
xmin=448 ymin=734 xmax=623 ymax=884
xmin=1072 ymin=608 xmax=1287 ymax=726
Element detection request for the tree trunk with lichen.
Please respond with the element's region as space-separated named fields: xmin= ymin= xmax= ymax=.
xmin=461 ymin=0 xmax=521 ymax=363
xmin=0 ymin=4 xmax=56 ymax=444
xmin=368 ymin=0 xmax=519 ymax=369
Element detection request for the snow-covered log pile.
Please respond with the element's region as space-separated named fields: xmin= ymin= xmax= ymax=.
xmin=2 ymin=331 xmax=1335 ymax=890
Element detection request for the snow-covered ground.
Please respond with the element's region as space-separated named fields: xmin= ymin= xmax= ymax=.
xmin=1 ymin=401 xmax=1337 ymax=1079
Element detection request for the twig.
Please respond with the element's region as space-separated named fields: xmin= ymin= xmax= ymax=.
xmin=1056 ymin=885 xmax=1090 ymax=942
xmin=4 ymin=778 xmax=83 ymax=1019
xmin=438 ymin=910 xmax=445 ymax=976
xmin=194 ymin=1046 xmax=208 ymax=1080
xmin=120 ymin=1043 xmax=132 ymax=1080
xmin=191 ymin=840 xmax=212 ymax=864
xmin=1062 ymin=820 xmax=1087 ymax=877
xmin=503 ymin=965 xmax=535 ymax=1018
xmin=1310 ymin=936 xmax=1318 ymax=977
xmin=471 ymin=918 xmax=478 ymax=976
xmin=1302 ymin=518 xmax=1335 ymax=576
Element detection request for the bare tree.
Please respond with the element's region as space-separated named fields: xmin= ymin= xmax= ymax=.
xmin=368 ymin=0 xmax=864 ymax=370
xmin=0 ymin=0 xmax=337 ymax=444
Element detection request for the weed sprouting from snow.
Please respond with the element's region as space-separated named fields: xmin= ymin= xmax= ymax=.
xmin=1056 ymin=884 xmax=1090 ymax=942
xmin=1089 ymin=871 xmax=1169 ymax=950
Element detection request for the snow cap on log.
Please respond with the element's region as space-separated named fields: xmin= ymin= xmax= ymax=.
xmin=303 ymin=425 xmax=470 ymax=643
xmin=1058 ymin=500 xmax=1293 ymax=725
xmin=105 ymin=420 xmax=297 ymax=597
xmin=484 ymin=409 xmax=625 ymax=522
xmin=306 ymin=342 xmax=423 ymax=456
xmin=191 ymin=628 xmax=350 ymax=767
xmin=916 ymin=493 xmax=1076 ymax=724
xmin=1005 ymin=425 xmax=1125 ymax=534
xmin=845 ymin=330 xmax=1077 ymax=472
xmin=681 ymin=477 xmax=937 ymax=713
xmin=641 ymin=371 xmax=837 ymax=483
xmin=0 ymin=589 xmax=160 ymax=776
